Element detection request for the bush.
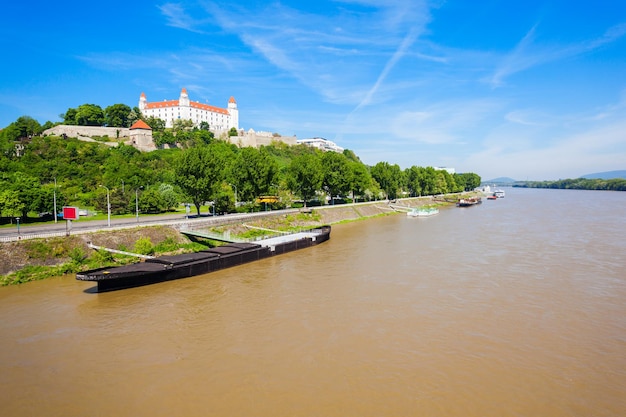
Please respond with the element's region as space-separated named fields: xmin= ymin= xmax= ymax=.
xmin=90 ymin=249 xmax=114 ymax=264
xmin=69 ymin=247 xmax=86 ymax=264
xmin=25 ymin=241 xmax=53 ymax=259
xmin=153 ymin=237 xmax=179 ymax=253
xmin=134 ymin=237 xmax=154 ymax=255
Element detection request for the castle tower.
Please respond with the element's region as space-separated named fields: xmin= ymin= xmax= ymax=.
xmin=228 ymin=96 xmax=239 ymax=130
xmin=179 ymin=88 xmax=190 ymax=106
xmin=179 ymin=88 xmax=191 ymax=120
xmin=129 ymin=119 xmax=155 ymax=152
xmin=139 ymin=92 xmax=147 ymax=111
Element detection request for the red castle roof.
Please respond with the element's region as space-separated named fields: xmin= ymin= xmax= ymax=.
xmin=130 ymin=120 xmax=152 ymax=130
xmin=141 ymin=89 xmax=233 ymax=115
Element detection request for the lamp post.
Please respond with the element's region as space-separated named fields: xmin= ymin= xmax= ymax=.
xmin=16 ymin=217 xmax=20 ymax=236
xmin=53 ymin=177 xmax=57 ymax=224
xmin=135 ymin=186 xmax=144 ymax=222
xmin=100 ymin=185 xmax=111 ymax=227
xmin=229 ymin=183 xmax=237 ymax=209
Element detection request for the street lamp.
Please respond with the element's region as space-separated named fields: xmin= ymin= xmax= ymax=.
xmin=228 ymin=183 xmax=237 ymax=208
xmin=135 ymin=186 xmax=144 ymax=222
xmin=16 ymin=217 xmax=20 ymax=236
xmin=53 ymin=177 xmax=57 ymax=224
xmin=100 ymin=185 xmax=111 ymax=227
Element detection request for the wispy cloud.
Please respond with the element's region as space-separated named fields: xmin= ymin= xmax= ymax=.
xmin=489 ymin=24 xmax=540 ymax=87
xmin=489 ymin=22 xmax=626 ymax=88
xmin=352 ymin=27 xmax=421 ymax=112
xmin=158 ymin=3 xmax=206 ymax=33
xmin=390 ymin=98 xmax=501 ymax=144
xmin=197 ymin=1 xmax=432 ymax=104
xmin=467 ymin=118 xmax=626 ymax=180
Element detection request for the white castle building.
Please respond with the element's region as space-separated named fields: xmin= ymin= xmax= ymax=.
xmin=138 ymin=88 xmax=239 ymax=130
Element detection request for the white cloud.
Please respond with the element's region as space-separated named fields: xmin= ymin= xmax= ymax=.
xmin=489 ymin=21 xmax=626 ymax=88
xmin=466 ymin=117 xmax=626 ymax=180
xmin=158 ymin=3 xmax=205 ymax=33
xmin=390 ymin=99 xmax=501 ymax=144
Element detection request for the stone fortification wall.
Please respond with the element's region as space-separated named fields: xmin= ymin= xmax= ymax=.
xmin=43 ymin=125 xmax=297 ymax=151
xmin=228 ymin=129 xmax=297 ymax=148
xmin=43 ymin=125 xmax=130 ymax=139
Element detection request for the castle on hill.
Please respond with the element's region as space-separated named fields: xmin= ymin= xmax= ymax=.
xmin=43 ymin=88 xmax=299 ymax=151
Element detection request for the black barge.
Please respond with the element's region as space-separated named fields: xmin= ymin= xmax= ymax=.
xmin=77 ymin=225 xmax=331 ymax=292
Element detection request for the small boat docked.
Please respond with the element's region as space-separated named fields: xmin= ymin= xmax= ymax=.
xmin=407 ymin=207 xmax=439 ymax=217
xmin=77 ymin=225 xmax=331 ymax=292
xmin=493 ymin=189 xmax=505 ymax=198
xmin=457 ymin=197 xmax=482 ymax=207
xmin=487 ymin=195 xmax=497 ymax=200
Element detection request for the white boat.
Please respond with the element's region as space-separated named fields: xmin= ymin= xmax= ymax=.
xmin=494 ymin=189 xmax=505 ymax=198
xmin=407 ymin=207 xmax=439 ymax=217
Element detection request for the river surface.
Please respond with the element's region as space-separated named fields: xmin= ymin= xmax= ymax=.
xmin=1 ymin=188 xmax=624 ymax=416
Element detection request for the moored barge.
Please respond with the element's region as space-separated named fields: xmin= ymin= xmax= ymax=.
xmin=456 ymin=197 xmax=482 ymax=207
xmin=77 ymin=225 xmax=331 ymax=292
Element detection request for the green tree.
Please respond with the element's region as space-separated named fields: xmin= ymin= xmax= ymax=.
xmin=138 ymin=188 xmax=165 ymax=213
xmin=287 ymin=152 xmax=323 ymax=206
xmin=93 ymin=187 xmax=125 ymax=215
xmin=145 ymin=116 xmax=166 ymax=131
xmin=214 ymin=183 xmax=235 ymax=214
xmin=370 ymin=161 xmax=402 ymax=199
xmin=342 ymin=149 xmax=362 ymax=163
xmin=191 ymin=129 xmax=214 ymax=146
xmin=231 ymin=147 xmax=278 ymax=203
xmin=0 ymin=125 xmax=20 ymax=153
xmin=154 ymin=130 xmax=176 ymax=148
xmin=454 ymin=173 xmax=481 ymax=191
xmin=0 ymin=116 xmax=42 ymax=142
xmin=321 ymin=152 xmax=350 ymax=203
xmin=10 ymin=172 xmax=44 ymax=218
xmin=172 ymin=119 xmax=194 ymax=132
xmin=74 ymin=104 xmax=105 ymax=126
xmin=128 ymin=107 xmax=143 ymax=126
xmin=104 ymin=103 xmax=133 ymax=127
xmin=405 ymin=166 xmax=424 ymax=197
xmin=60 ymin=108 xmax=78 ymax=125
xmin=421 ymin=167 xmax=439 ymax=196
xmin=13 ymin=116 xmax=42 ymax=139
xmin=174 ymin=143 xmax=233 ymax=215
xmin=0 ymin=189 xmax=24 ymax=218
xmin=157 ymin=183 xmax=180 ymax=211
xmin=348 ymin=161 xmax=372 ymax=201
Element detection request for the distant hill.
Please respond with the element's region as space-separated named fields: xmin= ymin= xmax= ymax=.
xmin=581 ymin=170 xmax=626 ymax=180
xmin=483 ymin=177 xmax=516 ymax=184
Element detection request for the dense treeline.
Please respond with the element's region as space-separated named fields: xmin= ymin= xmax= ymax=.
xmin=515 ymin=178 xmax=626 ymax=191
xmin=0 ymin=113 xmax=481 ymax=222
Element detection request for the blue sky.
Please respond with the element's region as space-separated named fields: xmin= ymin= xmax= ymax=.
xmin=1 ymin=1 xmax=625 ymax=180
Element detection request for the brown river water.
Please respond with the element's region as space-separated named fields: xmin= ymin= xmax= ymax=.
xmin=0 ymin=187 xmax=624 ymax=416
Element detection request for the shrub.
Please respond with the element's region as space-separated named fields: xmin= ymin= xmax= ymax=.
xmin=134 ymin=237 xmax=154 ymax=255
xmin=90 ymin=249 xmax=114 ymax=264
xmin=25 ymin=241 xmax=53 ymax=259
xmin=69 ymin=247 xmax=86 ymax=264
xmin=153 ymin=237 xmax=179 ymax=253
